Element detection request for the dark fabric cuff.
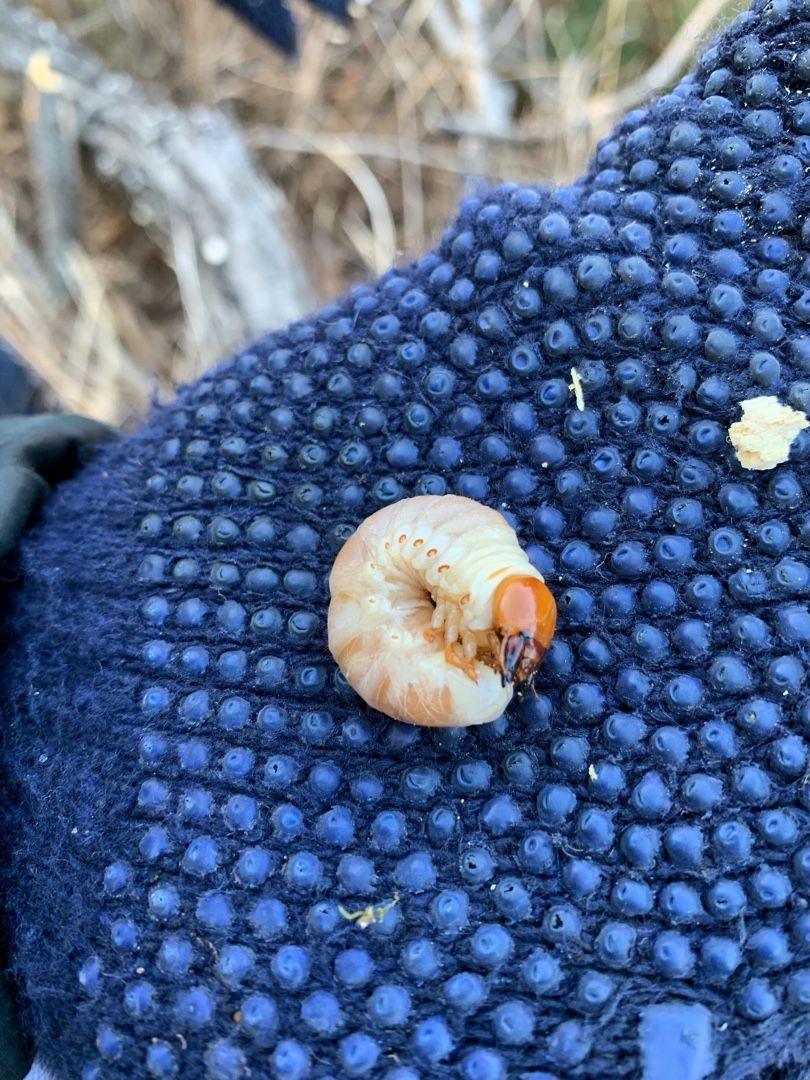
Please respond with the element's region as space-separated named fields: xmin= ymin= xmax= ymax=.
xmin=0 ymin=414 xmax=118 ymax=561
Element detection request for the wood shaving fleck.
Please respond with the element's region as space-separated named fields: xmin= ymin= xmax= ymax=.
xmin=569 ymin=367 xmax=585 ymax=411
xmin=339 ymin=892 xmax=400 ymax=928
xmin=728 ymin=396 xmax=809 ymax=471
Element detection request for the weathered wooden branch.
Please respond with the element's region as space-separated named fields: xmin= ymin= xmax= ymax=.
xmin=0 ymin=1 xmax=315 ymax=380
xmin=22 ymin=50 xmax=81 ymax=301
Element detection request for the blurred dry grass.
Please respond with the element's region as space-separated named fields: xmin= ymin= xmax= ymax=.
xmin=0 ymin=0 xmax=737 ymax=425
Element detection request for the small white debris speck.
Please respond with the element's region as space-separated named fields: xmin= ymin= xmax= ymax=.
xmin=588 ymin=764 xmax=598 ymax=781
xmin=729 ymin=395 xmax=809 ymax=470
xmin=201 ymin=234 xmax=230 ymax=266
xmin=569 ymin=367 xmax=585 ymax=411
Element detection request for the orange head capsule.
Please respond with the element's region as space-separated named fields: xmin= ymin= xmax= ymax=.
xmin=492 ymin=574 xmax=557 ymax=689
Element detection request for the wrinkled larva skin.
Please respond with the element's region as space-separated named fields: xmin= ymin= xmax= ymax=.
xmin=3 ymin=2 xmax=810 ymax=1078
xmin=328 ymin=494 xmax=553 ymax=727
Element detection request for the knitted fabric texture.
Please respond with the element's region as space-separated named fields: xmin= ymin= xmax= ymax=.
xmin=3 ymin=2 xmax=810 ymax=1077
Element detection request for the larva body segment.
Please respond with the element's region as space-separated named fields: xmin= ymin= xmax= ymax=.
xmin=327 ymin=495 xmax=555 ymax=727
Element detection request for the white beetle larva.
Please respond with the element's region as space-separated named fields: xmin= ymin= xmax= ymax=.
xmin=327 ymin=494 xmax=557 ymax=728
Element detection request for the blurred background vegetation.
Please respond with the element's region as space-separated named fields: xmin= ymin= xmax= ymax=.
xmin=0 ymin=0 xmax=735 ymax=424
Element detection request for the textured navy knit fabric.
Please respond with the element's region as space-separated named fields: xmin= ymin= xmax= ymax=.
xmin=3 ymin=1 xmax=810 ymax=1077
